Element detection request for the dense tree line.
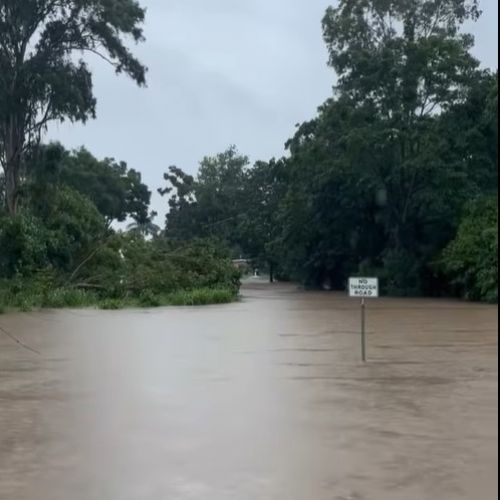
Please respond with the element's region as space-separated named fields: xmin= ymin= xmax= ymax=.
xmin=0 ymin=143 xmax=239 ymax=309
xmin=0 ymin=0 xmax=147 ymax=215
xmin=0 ymin=0 xmax=239 ymax=310
xmin=163 ymin=0 xmax=498 ymax=301
xmin=1 ymin=0 xmax=498 ymax=307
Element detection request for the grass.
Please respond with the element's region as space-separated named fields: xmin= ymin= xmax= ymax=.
xmin=99 ymin=299 xmax=124 ymax=310
xmin=42 ymin=288 xmax=99 ymax=309
xmin=122 ymin=288 xmax=238 ymax=309
xmin=0 ymin=285 xmax=238 ymax=313
xmin=164 ymin=288 xmax=237 ymax=306
xmin=98 ymin=288 xmax=239 ymax=310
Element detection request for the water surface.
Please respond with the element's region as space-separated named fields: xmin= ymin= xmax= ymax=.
xmin=1 ymin=283 xmax=498 ymax=499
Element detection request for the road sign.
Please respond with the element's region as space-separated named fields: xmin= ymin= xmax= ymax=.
xmin=349 ymin=277 xmax=379 ymax=298
xmin=348 ymin=277 xmax=379 ymax=363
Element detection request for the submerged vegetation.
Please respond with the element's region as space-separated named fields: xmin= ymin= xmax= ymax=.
xmin=1 ymin=0 xmax=498 ymax=309
xmin=0 ymin=232 xmax=240 ymax=311
xmin=0 ymin=284 xmax=237 ymax=313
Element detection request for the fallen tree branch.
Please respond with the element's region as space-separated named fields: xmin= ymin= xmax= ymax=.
xmin=71 ymin=283 xmax=107 ymax=290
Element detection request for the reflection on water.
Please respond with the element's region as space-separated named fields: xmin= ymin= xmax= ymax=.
xmin=0 ymin=283 xmax=498 ymax=500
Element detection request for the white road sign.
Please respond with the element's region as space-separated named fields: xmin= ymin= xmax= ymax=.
xmin=349 ymin=277 xmax=379 ymax=298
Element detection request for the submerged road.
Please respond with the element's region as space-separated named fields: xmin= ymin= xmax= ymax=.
xmin=0 ymin=283 xmax=498 ymax=499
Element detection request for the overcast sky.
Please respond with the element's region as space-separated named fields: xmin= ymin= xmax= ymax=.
xmin=48 ymin=0 xmax=499 ymax=218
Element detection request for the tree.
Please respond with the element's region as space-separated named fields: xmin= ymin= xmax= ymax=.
xmin=194 ymin=146 xmax=250 ymax=247
xmin=25 ymin=143 xmax=152 ymax=224
xmin=162 ymin=146 xmax=250 ymax=252
xmin=40 ymin=186 xmax=108 ymax=273
xmin=159 ymin=165 xmax=198 ymax=240
xmin=323 ymin=0 xmax=481 ymax=115
xmin=0 ymin=211 xmax=48 ymax=278
xmin=437 ymin=70 xmax=498 ymax=195
xmin=281 ymin=98 xmax=388 ymax=288
xmin=239 ymin=159 xmax=288 ymax=282
xmin=265 ymin=0 xmax=496 ymax=294
xmin=322 ymin=0 xmax=481 ymax=254
xmin=127 ymin=211 xmax=160 ymax=238
xmin=161 ymin=148 xmax=291 ymax=281
xmin=0 ymin=186 xmax=107 ymax=279
xmin=0 ymin=0 xmax=147 ymax=215
xmin=442 ymin=196 xmax=498 ymax=302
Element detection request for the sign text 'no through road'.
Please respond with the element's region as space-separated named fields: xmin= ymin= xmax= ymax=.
xmin=349 ymin=278 xmax=379 ymax=298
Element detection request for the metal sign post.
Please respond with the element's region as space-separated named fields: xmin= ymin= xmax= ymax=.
xmin=361 ymin=297 xmax=367 ymax=363
xmin=349 ymin=278 xmax=379 ymax=363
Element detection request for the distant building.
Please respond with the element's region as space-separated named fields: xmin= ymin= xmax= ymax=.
xmin=232 ymin=259 xmax=248 ymax=268
xmin=232 ymin=259 xmax=251 ymax=273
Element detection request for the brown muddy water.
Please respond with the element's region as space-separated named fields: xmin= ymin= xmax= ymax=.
xmin=0 ymin=283 xmax=498 ymax=500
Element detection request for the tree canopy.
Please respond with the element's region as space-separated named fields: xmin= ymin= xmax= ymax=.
xmin=25 ymin=143 xmax=152 ymax=224
xmin=1 ymin=0 xmax=498 ymax=306
xmin=0 ymin=0 xmax=147 ymax=214
xmin=158 ymin=0 xmax=497 ymax=298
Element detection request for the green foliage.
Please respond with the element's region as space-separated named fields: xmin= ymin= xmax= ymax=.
xmin=442 ymin=197 xmax=498 ymax=302
xmin=0 ymin=188 xmax=107 ymax=277
xmin=99 ymin=299 xmax=124 ymax=311
xmin=1 ymin=157 xmax=241 ymax=312
xmin=25 ymin=144 xmax=152 ymax=224
xmin=1 ymin=0 xmax=497 ymax=307
xmin=0 ymin=213 xmax=48 ymax=278
xmin=95 ymin=287 xmax=238 ymax=309
xmin=43 ymin=187 xmax=108 ymax=272
xmin=154 ymin=2 xmax=497 ymax=301
xmin=239 ymin=159 xmax=288 ymax=280
xmin=382 ymin=250 xmax=424 ymax=297
xmin=162 ymin=148 xmax=288 ymax=281
xmin=271 ymin=1 xmax=496 ymax=294
xmin=165 ymin=288 xmax=237 ymax=307
xmin=323 ymin=0 xmax=481 ymax=113
xmin=0 ymin=274 xmax=239 ymax=312
xmin=162 ymin=146 xmax=250 ymax=248
xmin=117 ymin=237 xmax=241 ymax=297
xmin=0 ymin=270 xmax=97 ymax=310
xmin=0 ymin=0 xmax=147 ymax=214
xmin=42 ymin=288 xmax=98 ymax=309
xmin=138 ymin=289 xmax=163 ymax=308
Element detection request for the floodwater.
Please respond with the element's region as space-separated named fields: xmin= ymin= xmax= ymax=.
xmin=0 ymin=283 xmax=498 ymax=500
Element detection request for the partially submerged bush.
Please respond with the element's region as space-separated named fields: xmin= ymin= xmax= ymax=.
xmin=0 ymin=214 xmax=48 ymax=278
xmin=442 ymin=196 xmax=498 ymax=302
xmin=41 ymin=288 xmax=98 ymax=309
xmin=0 ymin=234 xmax=241 ymax=311
xmin=116 ymin=237 xmax=241 ymax=297
xmin=99 ymin=299 xmax=124 ymax=311
xmin=166 ymin=288 xmax=237 ymax=306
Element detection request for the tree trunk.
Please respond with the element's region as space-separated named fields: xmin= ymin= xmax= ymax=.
xmin=5 ymin=162 xmax=19 ymax=215
xmin=2 ymin=117 xmax=23 ymax=216
xmin=269 ymin=261 xmax=275 ymax=284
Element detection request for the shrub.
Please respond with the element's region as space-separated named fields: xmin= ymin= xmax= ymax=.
xmin=138 ymin=290 xmax=162 ymax=308
xmin=42 ymin=187 xmax=108 ymax=272
xmin=442 ymin=196 xmax=498 ymax=302
xmin=42 ymin=288 xmax=97 ymax=309
xmin=0 ymin=220 xmax=242 ymax=311
xmin=382 ymin=249 xmax=423 ymax=297
xmin=0 ymin=214 xmax=48 ymax=278
xmin=117 ymin=237 xmax=241 ymax=297
xmin=166 ymin=288 xmax=238 ymax=306
xmin=99 ymin=299 xmax=124 ymax=310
